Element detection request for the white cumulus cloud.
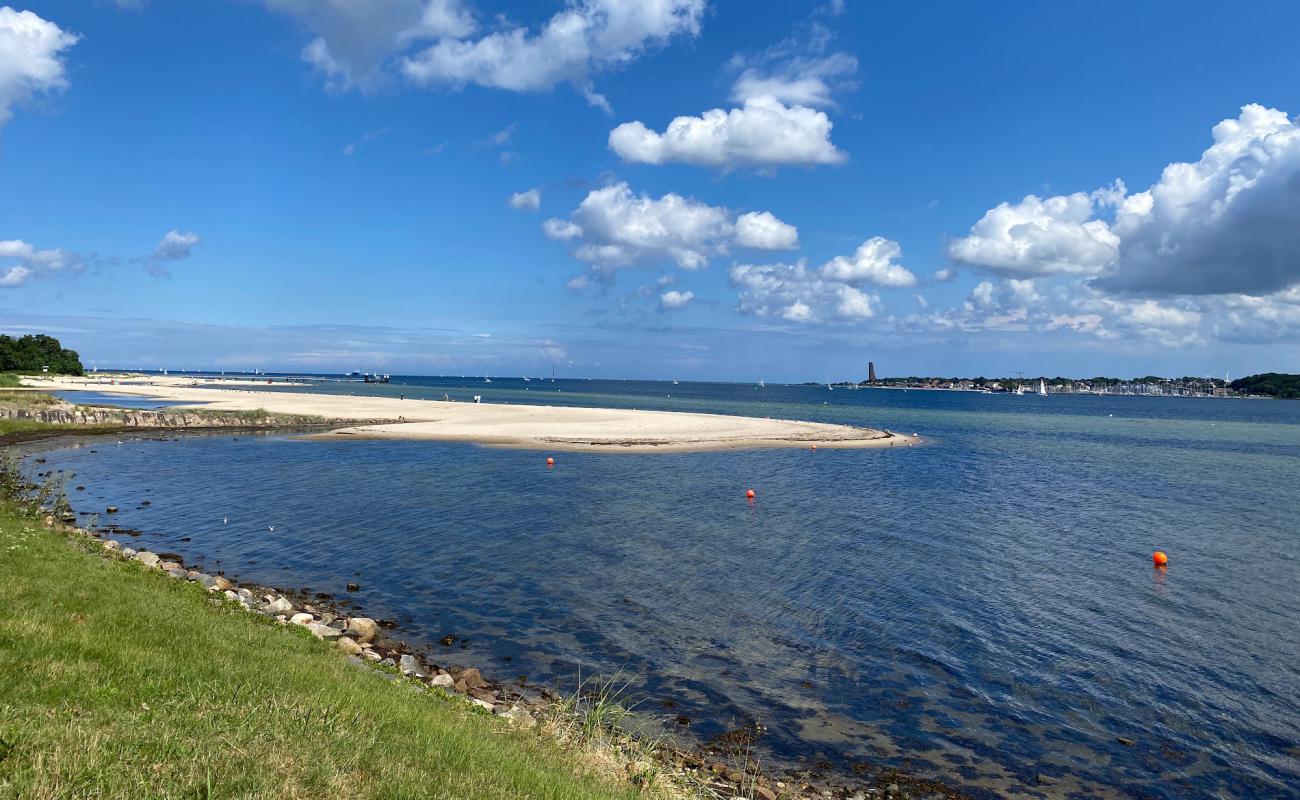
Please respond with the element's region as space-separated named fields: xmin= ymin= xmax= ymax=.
xmin=152 ymin=230 xmax=200 ymax=261
xmin=733 ymin=211 xmax=799 ymax=250
xmin=952 ymin=104 xmax=1300 ymax=298
xmin=265 ymin=0 xmax=475 ymax=89
xmin=609 ymin=95 xmax=845 ymax=170
xmin=947 ymin=183 xmax=1124 ymax=277
xmin=658 ymin=289 xmax=694 ymax=310
xmin=0 ymin=238 xmax=82 ymax=288
xmin=545 ymin=182 xmax=799 ymax=282
xmin=0 ymin=7 xmax=79 ymax=127
xmin=508 ymin=188 xmax=541 ymax=211
xmin=727 ymin=237 xmax=915 ymax=323
xmin=821 ymin=237 xmax=917 ymax=287
xmin=401 ymin=0 xmax=704 ymax=107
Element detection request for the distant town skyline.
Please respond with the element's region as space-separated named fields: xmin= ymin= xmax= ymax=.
xmin=3 ymin=1 xmax=1300 ymax=380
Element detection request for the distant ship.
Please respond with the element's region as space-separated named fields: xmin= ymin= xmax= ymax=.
xmin=363 ymin=373 xmax=390 ymax=383
xmin=348 ymin=369 xmax=362 ymax=378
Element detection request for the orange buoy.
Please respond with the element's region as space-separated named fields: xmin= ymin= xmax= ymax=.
xmin=811 ymin=444 xmax=817 ymax=451
xmin=1152 ymin=551 xmax=1168 ymax=567
xmin=745 ymin=488 xmax=756 ymax=499
xmin=546 ymin=457 xmax=555 ymax=466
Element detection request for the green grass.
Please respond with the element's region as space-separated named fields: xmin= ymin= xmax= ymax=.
xmin=0 ymin=373 xmax=21 ymax=388
xmin=0 ymin=501 xmax=647 ymax=800
xmin=0 ymin=390 xmax=59 ymax=409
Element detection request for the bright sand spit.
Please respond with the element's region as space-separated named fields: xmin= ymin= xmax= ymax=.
xmin=23 ymin=375 xmax=918 ymax=453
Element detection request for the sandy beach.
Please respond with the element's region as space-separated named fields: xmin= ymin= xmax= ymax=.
xmin=22 ymin=374 xmax=917 ymax=452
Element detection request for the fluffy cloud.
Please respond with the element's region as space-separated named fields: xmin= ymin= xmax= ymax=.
xmin=952 ymin=105 xmax=1300 ymax=297
xmin=947 ymin=184 xmax=1123 ymax=277
xmin=1099 ymin=104 xmax=1300 ymax=295
xmin=733 ymin=211 xmax=798 ymax=250
xmin=820 ymin=237 xmax=917 ymax=287
xmin=0 ymin=239 xmax=82 ymax=288
xmin=544 ymin=182 xmax=798 ymax=279
xmin=658 ymin=289 xmax=694 ymax=310
xmin=727 ymin=238 xmax=916 ymax=323
xmin=152 ymin=230 xmax=200 ymax=261
xmin=0 ymin=7 xmax=78 ymax=127
xmin=608 ymin=95 xmax=845 ymax=170
xmin=508 ymin=188 xmax=541 ymax=211
xmin=730 ymin=261 xmax=877 ymax=323
xmin=265 ymin=0 xmax=474 ymax=89
xmin=401 ymin=0 xmax=704 ymax=106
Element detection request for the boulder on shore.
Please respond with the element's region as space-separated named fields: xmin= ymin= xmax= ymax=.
xmin=398 ymin=654 xmax=427 ymax=678
xmin=345 ymin=617 xmax=378 ymax=643
xmin=306 ymin=623 xmax=341 ymax=640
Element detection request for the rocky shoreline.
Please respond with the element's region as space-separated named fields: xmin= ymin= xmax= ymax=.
xmin=19 ymin=434 xmax=971 ymax=800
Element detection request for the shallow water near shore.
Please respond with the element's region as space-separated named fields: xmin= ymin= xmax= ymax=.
xmin=22 ymin=378 xmax=1300 ymax=798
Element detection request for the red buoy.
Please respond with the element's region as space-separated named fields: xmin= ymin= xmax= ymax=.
xmin=1152 ymin=551 xmax=1168 ymax=567
xmin=546 ymin=457 xmax=555 ymax=467
xmin=745 ymin=488 xmax=756 ymax=499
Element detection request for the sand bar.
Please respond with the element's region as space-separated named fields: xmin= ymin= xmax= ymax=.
xmin=22 ymin=375 xmax=917 ymax=453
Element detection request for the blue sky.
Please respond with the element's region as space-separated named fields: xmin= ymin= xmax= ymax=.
xmin=3 ymin=1 xmax=1300 ymax=380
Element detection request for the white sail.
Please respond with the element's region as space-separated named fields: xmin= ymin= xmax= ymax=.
xmin=1038 ymin=379 xmax=1048 ymax=396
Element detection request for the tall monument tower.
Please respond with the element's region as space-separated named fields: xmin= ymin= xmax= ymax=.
xmin=868 ymin=361 xmax=877 ymax=383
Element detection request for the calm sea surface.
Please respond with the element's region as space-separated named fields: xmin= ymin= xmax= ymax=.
xmin=23 ymin=377 xmax=1300 ymax=798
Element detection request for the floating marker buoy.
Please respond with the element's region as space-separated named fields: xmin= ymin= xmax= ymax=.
xmin=745 ymin=488 xmax=756 ymax=499
xmin=1153 ymin=551 xmax=1168 ymax=566
xmin=546 ymin=457 xmax=555 ymax=466
xmin=810 ymin=444 xmax=817 ymax=451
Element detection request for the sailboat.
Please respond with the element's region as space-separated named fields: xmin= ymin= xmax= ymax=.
xmin=758 ymin=378 xmax=765 ymax=388
xmin=1038 ymin=379 xmax=1048 ymax=397
xmin=484 ymin=376 xmax=492 ymax=383
xmin=672 ymin=379 xmax=679 ymax=385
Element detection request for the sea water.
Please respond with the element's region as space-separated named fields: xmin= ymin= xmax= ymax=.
xmin=22 ymin=379 xmax=1300 ymax=798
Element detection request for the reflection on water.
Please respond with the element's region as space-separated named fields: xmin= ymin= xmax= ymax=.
xmin=22 ymin=382 xmax=1300 ymax=799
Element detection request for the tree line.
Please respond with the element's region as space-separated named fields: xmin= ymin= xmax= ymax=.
xmin=0 ymin=334 xmax=85 ymax=375
xmin=1229 ymin=373 xmax=1300 ymax=399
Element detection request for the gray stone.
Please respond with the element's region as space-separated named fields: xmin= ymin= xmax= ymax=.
xmin=121 ymin=548 xmax=137 ymax=558
xmin=211 ymin=575 xmax=234 ymax=591
xmin=306 ymin=623 xmax=341 ymax=640
xmin=166 ymin=568 xmax=188 ymax=579
xmin=362 ymin=649 xmax=382 ymax=661
xmin=345 ymin=617 xmax=378 ymax=643
xmin=499 ymin=705 xmax=535 ymax=727
xmin=159 ymin=561 xmax=182 ymax=572
xmin=262 ymin=596 xmax=293 ymax=614
xmin=223 ymin=590 xmax=239 ymax=601
xmin=398 ymin=654 xmax=427 ymax=678
xmin=335 ymin=636 xmax=362 ymax=656
xmin=102 ymin=539 xmax=121 ymax=551
xmin=429 ymin=673 xmax=456 ymax=692
xmin=468 ymin=698 xmax=495 ymax=712
xmin=289 ymin=612 xmax=314 ymax=626
xmin=237 ymin=588 xmax=253 ymax=599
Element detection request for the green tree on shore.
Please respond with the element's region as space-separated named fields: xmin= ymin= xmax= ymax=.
xmin=1230 ymin=373 xmax=1300 ymax=399
xmin=0 ymin=334 xmax=84 ymax=375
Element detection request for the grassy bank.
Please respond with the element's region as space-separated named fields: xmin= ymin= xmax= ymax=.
xmin=0 ymin=500 xmax=647 ymax=799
